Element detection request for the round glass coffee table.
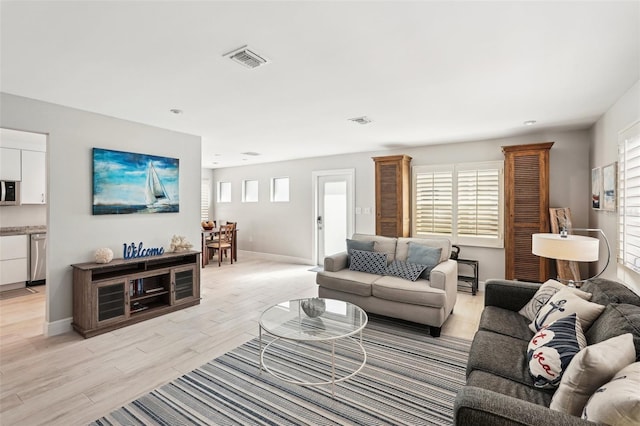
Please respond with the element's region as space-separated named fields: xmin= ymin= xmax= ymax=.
xmin=259 ymin=298 xmax=368 ymax=396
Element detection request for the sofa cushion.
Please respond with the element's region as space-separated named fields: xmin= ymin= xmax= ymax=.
xmin=396 ymin=237 xmax=451 ymax=263
xmin=518 ymin=279 xmax=592 ymax=322
xmin=530 ymin=289 xmax=605 ymax=332
xmin=406 ymin=242 xmax=442 ymax=279
xmin=581 ymin=278 xmax=640 ymax=306
xmin=346 ymin=239 xmax=374 ymax=265
xmin=527 ymin=313 xmax=586 ymax=389
xmin=315 ymin=270 xmax=377 ymax=296
xmin=584 ymin=303 xmax=640 ymax=360
xmin=352 ymin=233 xmax=398 ymax=263
xmin=581 ymin=362 xmax=640 ymax=425
xmin=384 ymin=260 xmax=427 ymax=282
xmin=479 ymin=306 xmax=534 ymax=341
xmin=372 ymin=275 xmax=446 ymax=308
xmin=466 ymin=330 xmax=539 ymax=387
xmin=349 ymin=249 xmax=387 ymax=275
xmin=467 ymin=370 xmax=553 ymax=407
xmin=550 ymin=333 xmax=635 ymax=416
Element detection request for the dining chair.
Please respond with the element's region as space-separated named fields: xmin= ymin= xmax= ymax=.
xmin=206 ymin=223 xmax=235 ymax=266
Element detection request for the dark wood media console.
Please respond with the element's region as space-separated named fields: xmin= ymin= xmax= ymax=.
xmin=71 ymin=251 xmax=201 ymax=338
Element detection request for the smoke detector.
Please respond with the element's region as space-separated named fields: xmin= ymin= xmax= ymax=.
xmin=223 ymin=45 xmax=268 ymax=69
xmin=348 ymin=116 xmax=372 ymax=125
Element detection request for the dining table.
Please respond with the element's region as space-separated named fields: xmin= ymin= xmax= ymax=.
xmin=201 ymin=227 xmax=238 ymax=267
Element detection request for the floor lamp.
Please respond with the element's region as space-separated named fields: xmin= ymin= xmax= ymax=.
xmin=532 ymin=228 xmax=611 ymax=287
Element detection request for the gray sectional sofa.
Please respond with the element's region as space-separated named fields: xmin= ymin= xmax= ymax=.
xmin=315 ymin=233 xmax=458 ymax=336
xmin=454 ymin=278 xmax=640 ymax=425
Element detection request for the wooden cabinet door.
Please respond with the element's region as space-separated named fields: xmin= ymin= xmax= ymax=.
xmin=503 ymin=142 xmax=553 ymax=282
xmin=171 ymin=264 xmax=200 ymax=305
xmin=94 ymin=279 xmax=127 ymax=328
xmin=373 ymin=155 xmax=411 ymax=237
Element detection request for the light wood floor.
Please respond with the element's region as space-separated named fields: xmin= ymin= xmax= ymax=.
xmin=0 ymin=252 xmax=483 ymax=426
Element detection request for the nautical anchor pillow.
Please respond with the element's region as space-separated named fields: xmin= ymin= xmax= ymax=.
xmin=581 ymin=362 xmax=640 ymax=425
xmin=527 ymin=313 xmax=587 ymax=389
xmin=529 ymin=288 xmax=605 ymax=333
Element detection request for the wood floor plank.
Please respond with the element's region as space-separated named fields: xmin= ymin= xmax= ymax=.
xmin=0 ymin=252 xmax=483 ymax=425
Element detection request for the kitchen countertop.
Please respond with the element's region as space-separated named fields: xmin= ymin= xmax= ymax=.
xmin=0 ymin=225 xmax=47 ymax=236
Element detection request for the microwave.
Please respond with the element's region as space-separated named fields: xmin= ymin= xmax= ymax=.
xmin=0 ymin=181 xmax=20 ymax=205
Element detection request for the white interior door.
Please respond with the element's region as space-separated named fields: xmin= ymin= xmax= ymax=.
xmin=314 ymin=170 xmax=354 ymax=265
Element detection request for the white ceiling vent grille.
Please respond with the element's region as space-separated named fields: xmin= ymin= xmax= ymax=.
xmin=223 ymin=45 xmax=268 ymax=69
xmin=348 ymin=116 xmax=372 ymax=125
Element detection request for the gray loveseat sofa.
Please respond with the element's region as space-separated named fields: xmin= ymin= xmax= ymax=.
xmin=316 ymin=233 xmax=458 ymax=336
xmin=454 ymin=278 xmax=640 ymax=425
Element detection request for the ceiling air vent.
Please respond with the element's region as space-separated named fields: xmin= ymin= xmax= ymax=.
xmin=348 ymin=116 xmax=372 ymax=125
xmin=223 ymin=45 xmax=268 ymax=69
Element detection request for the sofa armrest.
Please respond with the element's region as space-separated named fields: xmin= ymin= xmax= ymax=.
xmin=430 ymin=259 xmax=457 ymax=291
xmin=484 ymin=279 xmax=541 ymax=311
xmin=324 ymin=252 xmax=348 ymax=272
xmin=454 ymin=387 xmax=591 ymax=426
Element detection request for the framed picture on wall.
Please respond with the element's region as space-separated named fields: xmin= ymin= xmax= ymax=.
xmin=602 ymin=162 xmax=617 ymax=211
xmin=591 ymin=167 xmax=602 ymax=209
xmin=92 ymin=148 xmax=180 ymax=215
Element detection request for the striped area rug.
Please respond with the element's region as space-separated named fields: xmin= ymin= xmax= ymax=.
xmin=92 ymin=316 xmax=471 ymax=426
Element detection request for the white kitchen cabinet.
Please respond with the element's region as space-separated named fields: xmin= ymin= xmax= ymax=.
xmin=0 ymin=147 xmax=21 ymax=181
xmin=21 ymin=150 xmax=46 ymax=204
xmin=0 ymin=235 xmax=28 ymax=286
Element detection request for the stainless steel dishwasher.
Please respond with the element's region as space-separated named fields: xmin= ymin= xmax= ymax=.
xmin=29 ymin=232 xmax=46 ymax=284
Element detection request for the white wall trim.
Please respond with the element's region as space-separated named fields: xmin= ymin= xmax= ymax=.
xmin=44 ymin=316 xmax=73 ymax=337
xmin=239 ymin=250 xmax=313 ymax=266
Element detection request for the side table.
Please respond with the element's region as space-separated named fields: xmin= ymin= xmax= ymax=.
xmin=457 ymin=258 xmax=479 ymax=295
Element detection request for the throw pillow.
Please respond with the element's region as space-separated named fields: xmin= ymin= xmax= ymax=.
xmin=529 ymin=288 xmax=605 ymax=333
xmin=582 ymin=362 xmax=640 ymax=425
xmin=348 ymin=249 xmax=387 ymax=275
xmin=346 ymin=239 xmax=374 ymax=265
xmin=384 ymin=260 xmax=428 ymax=282
xmin=550 ymin=333 xmax=635 ymax=416
xmin=519 ymin=279 xmax=593 ymax=322
xmin=527 ymin=313 xmax=587 ymax=389
xmin=406 ymin=242 xmax=442 ymax=279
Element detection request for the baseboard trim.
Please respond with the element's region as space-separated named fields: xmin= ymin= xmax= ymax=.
xmin=44 ymin=317 xmax=73 ymax=337
xmin=238 ymin=250 xmax=313 ymax=266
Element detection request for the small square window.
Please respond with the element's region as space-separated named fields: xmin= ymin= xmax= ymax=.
xmin=217 ymin=181 xmax=231 ymax=203
xmin=271 ymin=177 xmax=289 ymax=202
xmin=242 ymin=180 xmax=259 ymax=203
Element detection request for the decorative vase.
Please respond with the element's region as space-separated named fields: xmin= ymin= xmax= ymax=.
xmin=95 ymin=247 xmax=114 ymax=264
xmin=301 ymin=298 xmax=326 ymax=318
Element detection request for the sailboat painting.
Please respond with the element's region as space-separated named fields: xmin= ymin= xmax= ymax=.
xmin=92 ymin=148 xmax=179 ymax=215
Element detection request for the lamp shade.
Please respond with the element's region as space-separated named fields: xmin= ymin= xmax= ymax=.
xmin=532 ymin=233 xmax=599 ymax=262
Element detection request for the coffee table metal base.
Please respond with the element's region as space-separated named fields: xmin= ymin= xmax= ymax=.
xmin=259 ymin=326 xmax=367 ymax=397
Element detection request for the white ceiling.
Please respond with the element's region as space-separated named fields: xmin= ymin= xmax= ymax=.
xmin=1 ymin=1 xmax=638 ymax=168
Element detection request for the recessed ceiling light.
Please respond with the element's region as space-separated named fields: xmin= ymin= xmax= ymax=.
xmin=241 ymin=152 xmax=260 ymax=156
xmin=169 ymin=109 xmax=183 ymax=115
xmin=524 ymin=120 xmax=537 ymax=126
xmin=348 ymin=116 xmax=372 ymax=125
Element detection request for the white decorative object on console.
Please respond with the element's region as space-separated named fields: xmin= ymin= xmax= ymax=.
xmin=94 ymin=247 xmax=113 ymax=264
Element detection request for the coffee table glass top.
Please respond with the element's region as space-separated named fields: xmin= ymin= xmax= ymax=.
xmin=260 ymin=298 xmax=367 ymax=341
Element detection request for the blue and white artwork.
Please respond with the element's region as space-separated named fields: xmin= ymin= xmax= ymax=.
xmin=93 ymin=148 xmax=179 ymax=215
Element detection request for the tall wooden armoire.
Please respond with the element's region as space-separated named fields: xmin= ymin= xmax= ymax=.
xmin=502 ymin=142 xmax=554 ymax=282
xmin=372 ymin=155 xmax=412 ymax=237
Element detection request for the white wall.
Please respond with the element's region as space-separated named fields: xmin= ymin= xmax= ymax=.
xmin=590 ymin=80 xmax=640 ymax=294
xmin=0 ymin=93 xmax=202 ymax=335
xmin=211 ymin=128 xmax=591 ymax=283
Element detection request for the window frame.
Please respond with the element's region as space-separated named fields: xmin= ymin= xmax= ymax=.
xmin=201 ymin=178 xmax=210 ymax=222
xmin=618 ymin=120 xmax=640 ymax=274
xmin=217 ymin=181 xmax=231 ymax=203
xmin=242 ymin=179 xmax=259 ymax=203
xmin=270 ymin=176 xmax=290 ymax=202
xmin=412 ymin=160 xmax=504 ymax=248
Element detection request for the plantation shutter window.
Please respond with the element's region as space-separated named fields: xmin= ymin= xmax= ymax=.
xmin=413 ymin=166 xmax=453 ymax=236
xmin=412 ymin=161 xmax=503 ymax=248
xmin=619 ymin=121 xmax=640 ymax=273
xmin=201 ymin=179 xmax=210 ymax=222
